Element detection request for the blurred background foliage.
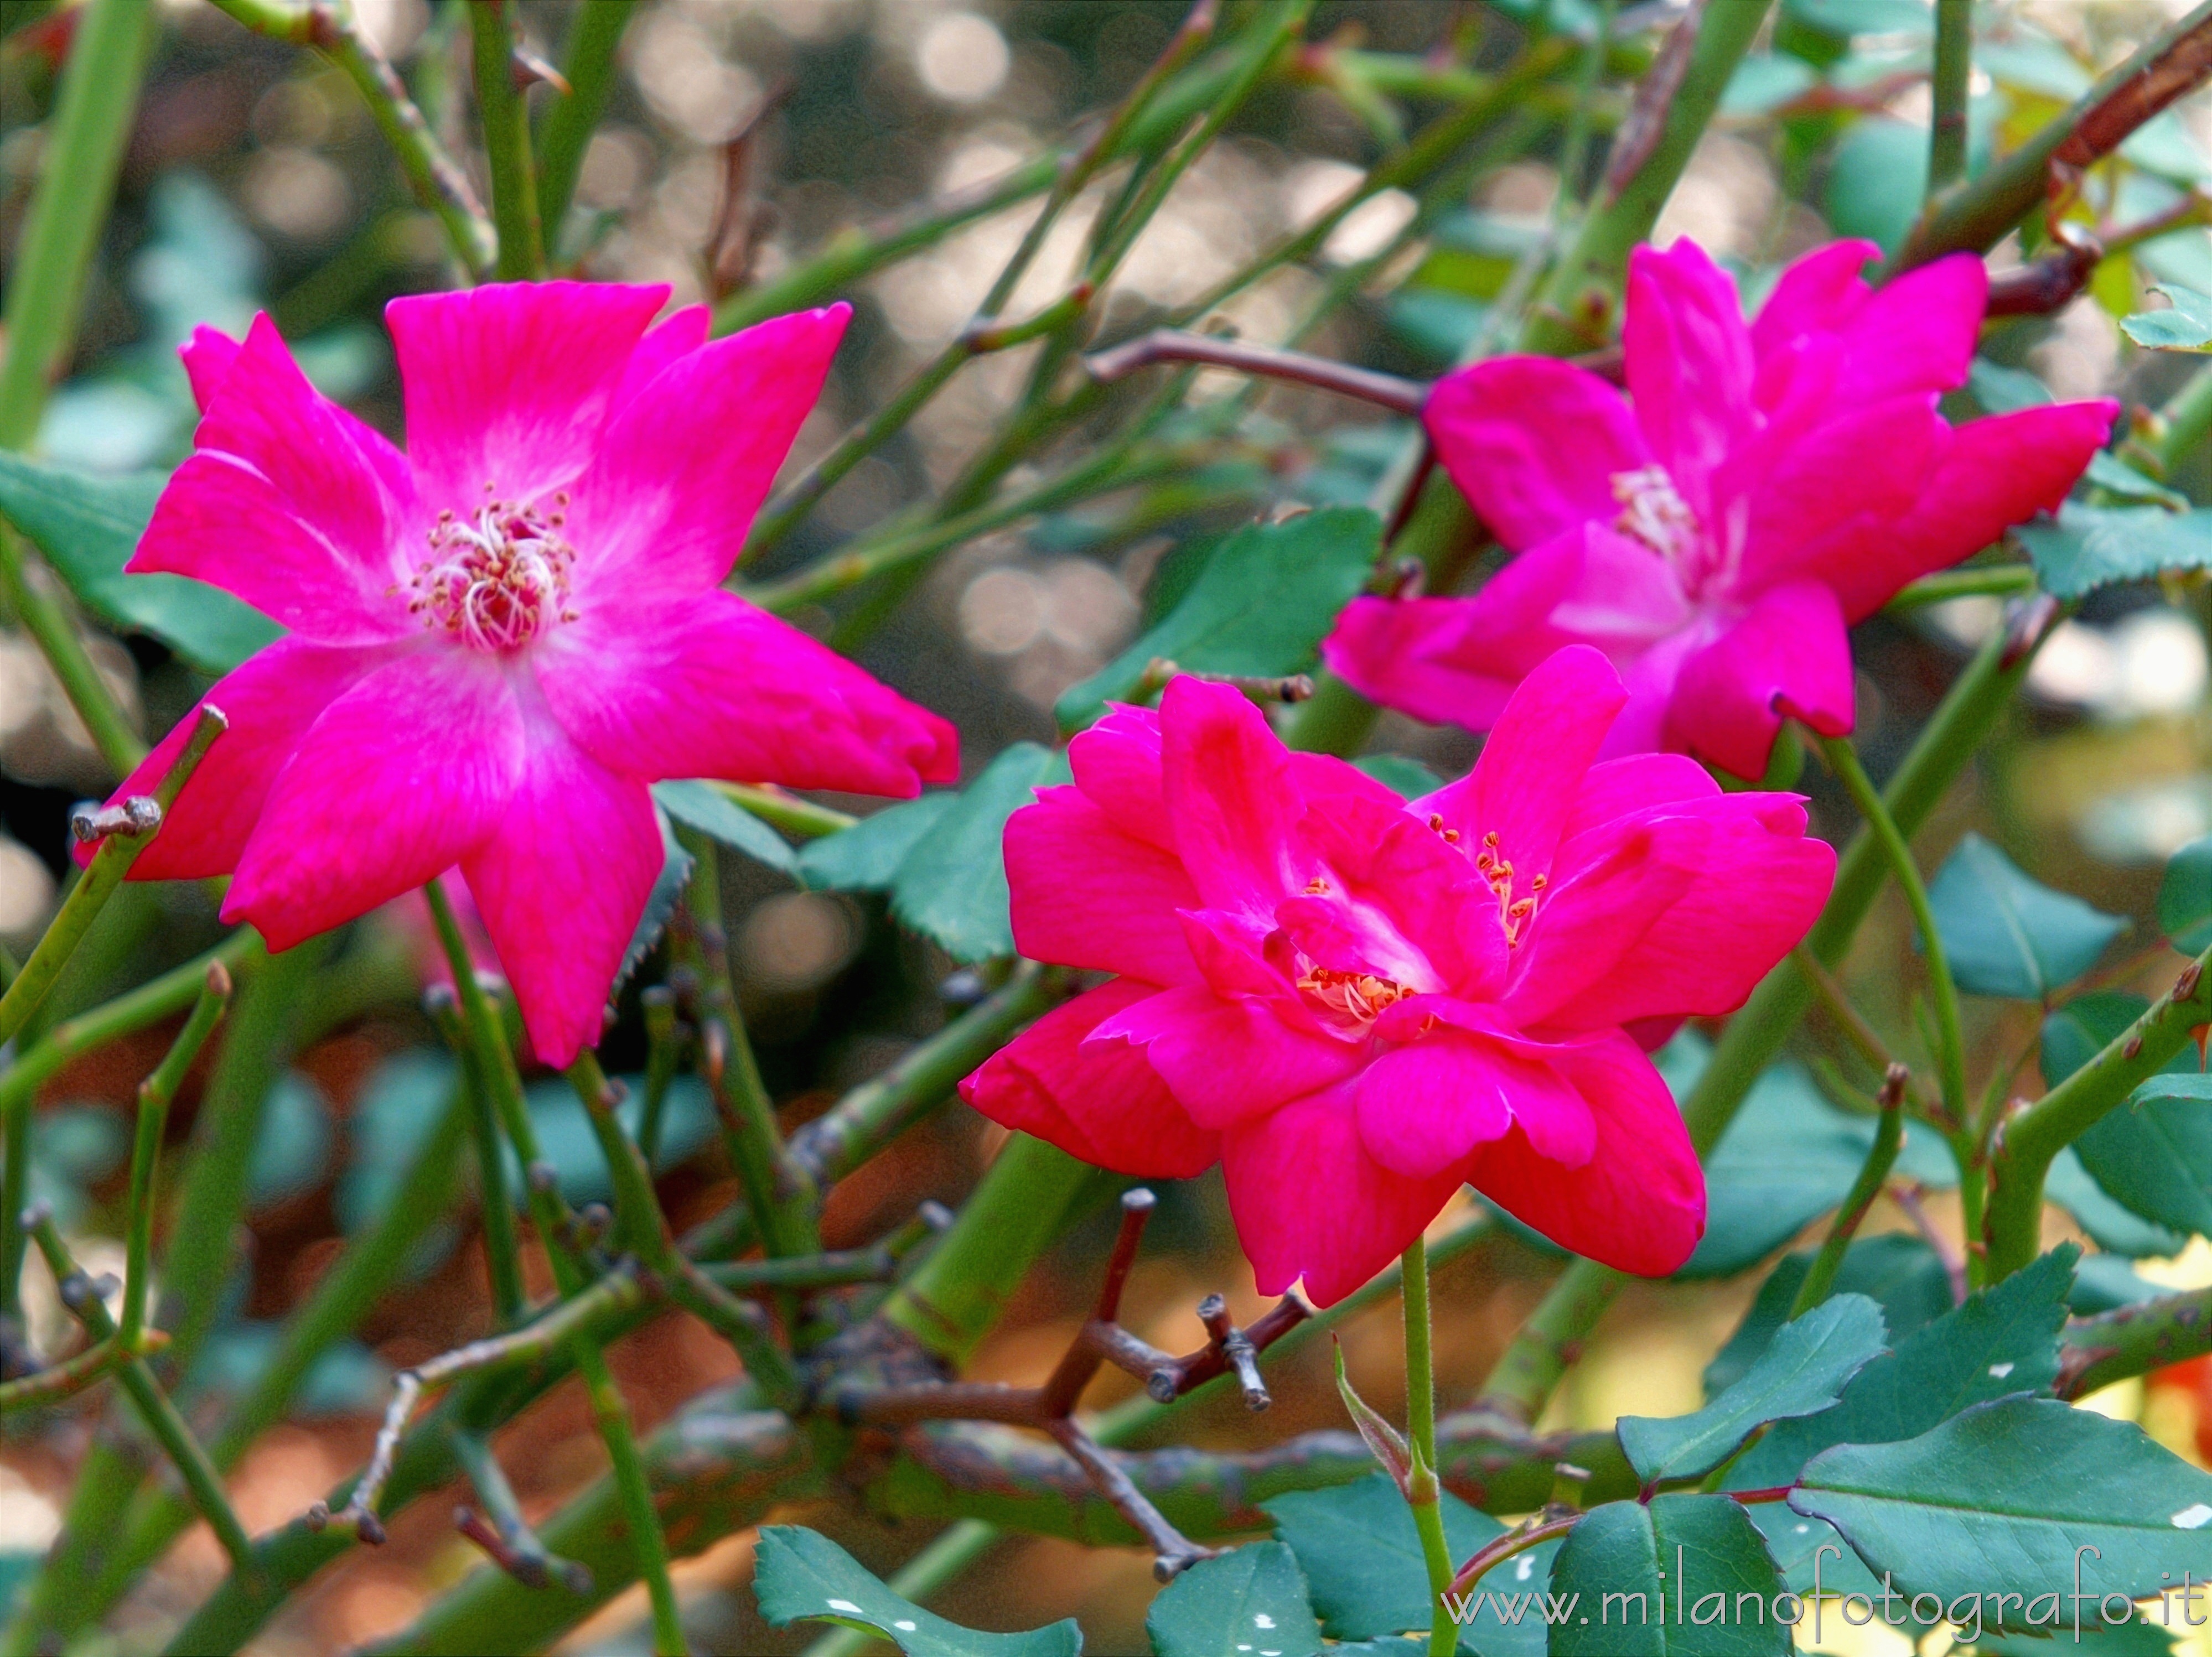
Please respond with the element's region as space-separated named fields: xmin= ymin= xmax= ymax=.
xmin=4 ymin=0 xmax=2212 ymax=1651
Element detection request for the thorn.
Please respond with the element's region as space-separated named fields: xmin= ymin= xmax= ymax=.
xmin=2177 ymin=959 xmax=2204 ymax=1004
xmin=511 ymin=43 xmax=570 ymax=94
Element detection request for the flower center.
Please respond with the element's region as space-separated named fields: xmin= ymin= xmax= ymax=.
xmin=1470 ymin=828 xmax=1545 ymax=947
xmin=1610 ymin=465 xmax=1698 ymax=565
xmin=408 ymin=487 xmax=578 ymax=653
xmin=1295 ymin=965 xmax=1410 ymax=1029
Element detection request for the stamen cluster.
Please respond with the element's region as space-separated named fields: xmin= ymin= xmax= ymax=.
xmin=408 ymin=487 xmax=579 ymax=653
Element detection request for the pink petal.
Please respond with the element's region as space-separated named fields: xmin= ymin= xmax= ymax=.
xmin=1353 ymin=1036 xmax=1518 ymax=1177
xmin=1822 ymin=253 xmax=1987 ymax=403
xmin=1726 ymin=396 xmax=1947 ymax=595
xmin=1559 ymin=753 xmax=1718 ymax=843
xmin=1322 ymin=594 xmax=1531 ymax=732
xmin=1463 ymin=1032 xmax=1705 ymax=1276
xmin=1748 ymin=240 xmax=1881 ymax=361
xmin=1158 ymin=676 xmax=1318 ymax=922
xmin=568 ymin=305 xmax=849 ymax=604
xmin=1421 ymin=645 xmax=1626 ymax=891
xmin=223 ymin=650 xmax=525 ymax=950
xmin=1221 ymin=1083 xmax=1466 ymax=1306
xmin=538 ymin=589 xmax=956 ymax=797
xmin=612 ymin=304 xmax=709 ymax=415
xmin=959 ymin=980 xmax=1219 ymax=1179
xmin=1666 ymin=580 xmax=1853 ymax=780
xmin=1067 ymin=703 xmax=1173 ymax=852
xmin=1499 ymin=816 xmax=1702 ymax=1030
xmin=1004 ymin=789 xmax=1200 ymax=985
xmin=1292 ymin=796 xmax=1503 ymax=995
xmin=1783 ymin=400 xmax=2118 ymax=620
xmin=1623 ymin=240 xmax=1755 ymax=510
xmin=98 ymin=639 xmax=398 ymax=881
xmin=460 ymin=729 xmax=662 ymax=1067
xmin=1532 ymin=795 xmax=1834 ymax=1032
xmin=1599 ymin=626 xmax=1704 ymax=761
xmin=132 ymin=315 xmax=414 ymax=643
xmin=1092 ymin=983 xmax=1363 ymax=1130
xmin=180 ymin=325 xmax=242 ymax=412
xmin=1422 ymin=357 xmax=1648 ymax=548
xmin=387 ymin=280 xmax=668 ymax=510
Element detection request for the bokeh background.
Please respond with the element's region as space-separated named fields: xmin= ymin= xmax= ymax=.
xmin=4 ymin=1 xmax=2212 ymax=1652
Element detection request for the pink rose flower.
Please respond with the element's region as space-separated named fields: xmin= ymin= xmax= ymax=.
xmin=1322 ymin=238 xmax=2118 ymax=780
xmin=90 ymin=282 xmax=956 ymax=1066
xmin=960 ymin=646 xmax=1833 ymax=1305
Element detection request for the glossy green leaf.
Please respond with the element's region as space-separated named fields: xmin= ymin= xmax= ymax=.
xmin=1926 ymin=833 xmax=2124 ymax=999
xmin=1545 ymin=1494 xmax=1790 ymax=1656
xmin=1703 ymin=1237 xmax=1955 ymax=1400
xmin=2123 ymin=284 xmax=2212 ymax=352
xmin=1792 ymin=1398 xmax=2212 ymax=1616
xmin=1620 ymin=1295 xmax=1888 ymax=1484
xmin=1146 ymin=1542 xmax=1322 ymax=1657
xmin=2049 ymin=1146 xmax=2188 ymax=1258
xmin=2014 ymin=503 xmax=2212 ymax=599
xmin=0 ymin=449 xmax=280 ymax=672
xmin=2086 ymin=451 xmax=2193 ymax=509
xmin=889 ymin=743 xmax=1066 ymax=963
xmin=652 ymin=780 xmax=798 ymax=876
xmin=1352 ymin=754 xmax=1444 ymax=799
xmin=2161 ymin=834 xmax=2212 ymax=953
xmin=1054 ymin=507 xmax=1382 ymax=732
xmin=1726 ymin=1249 xmax=2075 ymax=1595
xmin=1263 ymin=1472 xmax=1508 ymax=1643
xmin=617 ymin=812 xmax=694 ymax=993
xmin=1966 ymin=357 xmax=2052 ymax=415
xmin=799 ymin=793 xmax=958 ymax=892
xmin=753 ymin=1525 xmax=1082 ymax=1657
xmin=2076 ymin=1072 xmax=2212 ymax=1237
xmin=1820 ymin=117 xmax=1926 ymax=255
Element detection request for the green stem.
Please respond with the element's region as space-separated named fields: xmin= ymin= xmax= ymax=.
xmin=425 ymin=981 xmax=526 ymax=1325
xmin=0 ymin=529 xmax=144 ymax=776
xmin=1789 ymin=1078 xmax=1905 ymax=1317
xmin=1816 ymin=733 xmax=1968 ymax=1131
xmin=117 ymin=964 xmax=234 ymax=1350
xmin=0 ymin=0 xmax=158 ymax=446
xmin=2059 ymin=1287 xmax=2212 ymax=1399
xmin=209 ymin=0 xmax=495 ymax=275
xmin=0 ymin=708 xmax=225 ymax=1047
xmin=577 ymin=1338 xmax=684 ymax=1656
xmin=1928 ymin=0 xmax=1972 ymax=197
xmin=1884 ymin=564 xmax=2038 ymax=611
xmin=2156 ymin=363 xmax=2212 ymax=474
xmin=1986 ymin=942 xmax=2212 ymax=1280
xmin=24 ymin=1212 xmax=256 ymax=1579
xmin=708 ymin=782 xmax=855 ymax=839
xmin=535 ymin=0 xmax=635 ymax=246
xmin=1402 ymin=1238 xmax=1459 ymax=1657
xmin=469 ymin=0 xmax=545 ymax=281
xmin=0 ymin=1332 xmax=137 ymax=1409
xmin=637 ymin=986 xmax=681 ymax=1171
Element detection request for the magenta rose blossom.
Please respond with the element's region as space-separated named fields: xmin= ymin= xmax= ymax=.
xmin=88 ymin=282 xmax=956 ymax=1066
xmin=959 ymin=646 xmax=1834 ymax=1305
xmin=1322 ymin=238 xmax=2118 ymax=780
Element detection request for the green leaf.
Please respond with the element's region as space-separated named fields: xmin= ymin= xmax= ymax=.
xmin=2085 ymin=450 xmax=2193 ymax=509
xmin=2075 ymin=1072 xmax=2212 ymax=1237
xmin=0 ymin=450 xmax=280 ymax=672
xmin=1721 ymin=53 xmax=1817 ymax=117
xmin=1791 ymin=1397 xmax=2212 ymax=1614
xmin=2071 ymin=1251 xmax=2174 ymax=1315
xmin=1821 ymin=117 xmax=1927 ymax=256
xmin=1545 ymin=1494 xmax=1791 ymax=1656
xmin=618 ymin=812 xmax=695 ymax=994
xmin=1145 ymin=1542 xmax=1322 ymax=1657
xmin=1724 ymin=1249 xmax=2076 ymax=1595
xmin=1054 ymin=508 xmax=1382 ymax=733
xmin=1966 ymin=357 xmax=2053 ymax=415
xmin=2160 ymin=833 xmax=2212 ymax=953
xmin=1333 ymin=1341 xmax=1410 ymax=1492
xmin=1351 ymin=754 xmax=1445 ymax=798
xmin=1703 ymin=1237 xmax=1955 ymax=1400
xmin=1658 ymin=1037 xmax=1953 ymax=1279
xmin=799 ymin=793 xmax=958 ymax=892
xmin=247 ymin=1073 xmax=331 ymax=1208
xmin=890 ymin=744 xmax=1066 ymax=963
xmin=2049 ymin=1146 xmax=2188 ymax=1258
xmin=2122 ymin=284 xmax=2212 ymax=352
xmin=1263 ymin=1472 xmax=1507 ymax=1643
xmin=2014 ymin=502 xmax=2212 ymax=600
xmin=1620 ymin=1295 xmax=1888 ymax=1484
xmin=753 ymin=1525 xmax=1082 ymax=1657
xmin=1926 ymin=833 xmax=2125 ymax=999
xmin=652 ymin=780 xmax=799 ymax=875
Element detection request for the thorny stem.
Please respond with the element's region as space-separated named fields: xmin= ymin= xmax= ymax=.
xmin=1814 ymin=734 xmax=1970 ymax=1141
xmin=118 ymin=965 xmax=234 ymax=1352
xmin=1085 ymin=330 xmax=1429 ymax=414
xmin=23 ymin=1209 xmax=258 ymax=1579
xmin=0 ymin=532 xmax=144 ymax=777
xmin=469 ymin=0 xmax=547 ymax=281
xmin=535 ymin=0 xmax=636 ymax=247
xmin=1790 ymin=1065 xmax=1908 ymax=1317
xmin=210 ymin=0 xmax=495 ymax=275
xmin=2059 ymin=1287 xmax=2212 ymax=1399
xmin=1402 ymin=1237 xmax=1458 ymax=1657
xmin=450 ymin=1427 xmax=594 ymax=1595
xmin=0 ymin=707 xmax=226 ymax=1048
